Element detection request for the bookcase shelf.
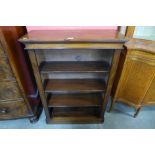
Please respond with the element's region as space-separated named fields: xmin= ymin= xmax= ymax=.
xmin=48 ymin=93 xmax=102 ymax=108
xmin=40 ymin=61 xmax=110 ymax=73
xmin=45 ymin=79 xmax=106 ymax=93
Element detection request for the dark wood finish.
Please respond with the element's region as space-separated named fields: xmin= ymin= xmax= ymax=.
xmin=0 ymin=42 xmax=6 ymax=57
xmin=19 ymin=30 xmax=126 ymax=123
xmin=49 ymin=107 xmax=101 ymax=124
xmin=51 ymin=107 xmax=100 ymax=117
xmin=45 ymin=79 xmax=106 ymax=93
xmin=48 ymin=116 xmax=102 ymax=124
xmin=40 ymin=61 xmax=110 ymax=73
xmin=24 ymin=43 xmax=125 ymax=50
xmin=110 ymin=39 xmax=155 ymax=117
xmin=0 ymin=27 xmax=42 ymax=122
xmin=102 ymin=50 xmax=121 ymax=112
xmin=48 ymin=93 xmax=102 ymax=107
xmin=19 ymin=30 xmax=126 ymax=43
xmin=27 ymin=50 xmax=50 ymax=119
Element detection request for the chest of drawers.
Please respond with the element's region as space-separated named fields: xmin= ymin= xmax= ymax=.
xmin=0 ymin=27 xmax=42 ymax=122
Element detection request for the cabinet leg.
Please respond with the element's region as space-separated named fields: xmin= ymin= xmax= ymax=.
xmin=29 ymin=103 xmax=43 ymax=124
xmin=134 ymin=107 xmax=141 ymax=118
xmin=29 ymin=116 xmax=39 ymax=123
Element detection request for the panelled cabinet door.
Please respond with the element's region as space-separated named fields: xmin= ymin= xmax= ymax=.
xmin=116 ymin=50 xmax=155 ymax=107
xmin=143 ymin=77 xmax=155 ymax=105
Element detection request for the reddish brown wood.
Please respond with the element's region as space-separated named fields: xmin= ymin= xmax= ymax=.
xmin=45 ymin=79 xmax=106 ymax=93
xmin=40 ymin=61 xmax=110 ymax=73
xmin=19 ymin=29 xmax=126 ymax=124
xmin=19 ymin=30 xmax=126 ymax=43
xmin=48 ymin=93 xmax=102 ymax=107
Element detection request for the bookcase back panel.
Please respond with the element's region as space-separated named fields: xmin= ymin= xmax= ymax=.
xmin=35 ymin=49 xmax=114 ymax=65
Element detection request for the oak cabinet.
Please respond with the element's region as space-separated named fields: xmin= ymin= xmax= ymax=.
xmin=110 ymin=39 xmax=155 ymax=117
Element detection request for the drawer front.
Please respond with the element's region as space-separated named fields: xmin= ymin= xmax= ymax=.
xmin=0 ymin=100 xmax=29 ymax=119
xmin=0 ymin=81 xmax=22 ymax=101
xmin=0 ymin=58 xmax=14 ymax=81
xmin=0 ymin=43 xmax=6 ymax=57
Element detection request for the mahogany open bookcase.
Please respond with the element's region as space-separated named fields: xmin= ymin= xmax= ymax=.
xmin=19 ymin=30 xmax=126 ymax=124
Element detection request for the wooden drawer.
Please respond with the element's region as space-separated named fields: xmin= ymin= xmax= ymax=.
xmin=0 ymin=100 xmax=30 ymax=119
xmin=0 ymin=81 xmax=22 ymax=101
xmin=0 ymin=57 xmax=14 ymax=81
xmin=0 ymin=43 xmax=6 ymax=57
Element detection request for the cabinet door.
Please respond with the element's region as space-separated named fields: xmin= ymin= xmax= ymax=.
xmin=143 ymin=77 xmax=155 ymax=105
xmin=116 ymin=50 xmax=155 ymax=107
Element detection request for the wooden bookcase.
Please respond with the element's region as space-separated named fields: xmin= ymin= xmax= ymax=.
xmin=19 ymin=30 xmax=126 ymax=124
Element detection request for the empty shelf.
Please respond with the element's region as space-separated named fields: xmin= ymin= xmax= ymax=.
xmin=48 ymin=106 xmax=102 ymax=123
xmin=45 ymin=79 xmax=106 ymax=93
xmin=40 ymin=61 xmax=110 ymax=73
xmin=48 ymin=116 xmax=102 ymax=124
xmin=48 ymin=93 xmax=102 ymax=107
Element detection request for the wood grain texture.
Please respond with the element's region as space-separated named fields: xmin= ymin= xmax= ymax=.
xmin=0 ymin=57 xmax=15 ymax=81
xmin=24 ymin=43 xmax=124 ymax=50
xmin=111 ymin=39 xmax=155 ymax=117
xmin=48 ymin=106 xmax=101 ymax=123
xmin=40 ymin=61 xmax=110 ymax=73
xmin=45 ymin=79 xmax=106 ymax=93
xmin=0 ymin=27 xmax=33 ymax=116
xmin=0 ymin=100 xmax=30 ymax=120
xmin=124 ymin=38 xmax=155 ymax=54
xmin=125 ymin=26 xmax=135 ymax=38
xmin=20 ymin=29 xmax=126 ymax=123
xmin=143 ymin=77 xmax=155 ymax=105
xmin=48 ymin=116 xmax=102 ymax=124
xmin=0 ymin=81 xmax=22 ymax=101
xmin=0 ymin=27 xmax=42 ymax=122
xmin=19 ymin=30 xmax=126 ymax=43
xmin=48 ymin=93 xmax=102 ymax=107
xmin=102 ymin=50 xmax=121 ymax=112
xmin=28 ymin=50 xmax=50 ymax=119
xmin=0 ymin=42 xmax=6 ymax=57
xmin=116 ymin=53 xmax=155 ymax=107
xmin=41 ymin=61 xmax=109 ymax=73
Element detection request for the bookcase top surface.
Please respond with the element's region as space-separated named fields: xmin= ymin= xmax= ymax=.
xmin=19 ymin=29 xmax=127 ymax=43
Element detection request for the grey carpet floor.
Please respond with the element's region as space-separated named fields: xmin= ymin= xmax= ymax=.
xmin=0 ymin=102 xmax=155 ymax=129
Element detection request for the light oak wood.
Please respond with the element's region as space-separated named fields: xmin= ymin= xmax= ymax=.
xmin=125 ymin=26 xmax=135 ymax=38
xmin=110 ymin=39 xmax=155 ymax=117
